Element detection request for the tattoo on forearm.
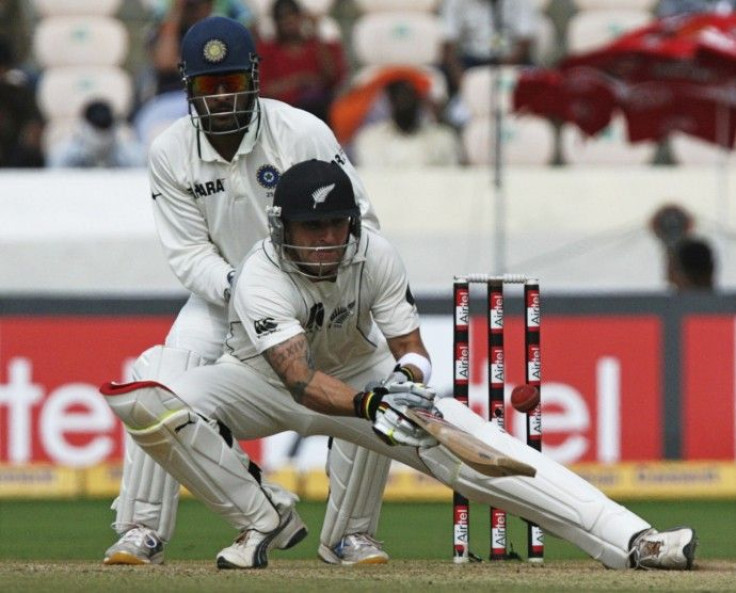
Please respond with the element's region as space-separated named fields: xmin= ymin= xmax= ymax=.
xmin=291 ymin=381 xmax=308 ymax=404
xmin=264 ymin=335 xmax=316 ymax=400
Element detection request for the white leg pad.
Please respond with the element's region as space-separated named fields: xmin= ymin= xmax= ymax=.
xmin=320 ymin=440 xmax=391 ymax=547
xmin=112 ymin=346 xmax=207 ymax=541
xmin=105 ymin=381 xmax=280 ymax=532
xmin=420 ymin=398 xmax=650 ymax=569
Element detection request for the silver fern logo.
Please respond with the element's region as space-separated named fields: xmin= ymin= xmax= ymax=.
xmin=311 ymin=183 xmax=335 ymax=208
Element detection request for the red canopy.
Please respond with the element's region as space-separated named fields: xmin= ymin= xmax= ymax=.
xmin=514 ymin=13 xmax=736 ymax=147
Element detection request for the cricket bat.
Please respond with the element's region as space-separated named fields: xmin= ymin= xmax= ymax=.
xmin=404 ymin=408 xmax=537 ymax=478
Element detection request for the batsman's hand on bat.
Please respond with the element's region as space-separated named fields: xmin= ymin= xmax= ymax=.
xmin=382 ymin=363 xmax=415 ymax=388
xmin=354 ymin=381 xmax=438 ymax=447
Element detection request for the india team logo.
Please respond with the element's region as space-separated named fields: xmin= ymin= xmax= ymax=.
xmin=203 ymin=39 xmax=227 ymax=63
xmin=256 ymin=164 xmax=280 ymax=189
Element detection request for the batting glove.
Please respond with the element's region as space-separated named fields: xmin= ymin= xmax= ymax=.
xmin=382 ymin=364 xmax=415 ymax=388
xmin=354 ymin=383 xmax=438 ymax=447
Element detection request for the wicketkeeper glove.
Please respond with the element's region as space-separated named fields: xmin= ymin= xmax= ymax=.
xmin=353 ymin=381 xmax=438 ymax=447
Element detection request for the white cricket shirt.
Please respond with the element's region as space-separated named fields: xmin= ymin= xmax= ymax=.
xmin=148 ymin=98 xmax=379 ymax=306
xmin=225 ymin=229 xmax=420 ymax=382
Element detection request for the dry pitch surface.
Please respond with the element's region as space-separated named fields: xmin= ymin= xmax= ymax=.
xmin=2 ymin=559 xmax=734 ymax=593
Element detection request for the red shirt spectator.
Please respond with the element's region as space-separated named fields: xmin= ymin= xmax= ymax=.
xmin=256 ymin=0 xmax=347 ymax=123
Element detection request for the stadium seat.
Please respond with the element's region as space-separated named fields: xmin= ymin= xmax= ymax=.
xmin=567 ymin=9 xmax=653 ymax=54
xmin=462 ymin=115 xmax=556 ymax=166
xmin=353 ymin=0 xmax=440 ymax=13
xmin=560 ymin=116 xmax=655 ymax=165
xmin=256 ymin=14 xmax=342 ymax=42
xmin=33 ymin=16 xmax=129 ymax=68
xmin=352 ymin=12 xmax=443 ymax=66
xmin=298 ymin=0 xmax=335 ymax=16
xmin=460 ymin=65 xmax=521 ymax=118
xmin=574 ymin=0 xmax=655 ymax=10
xmin=31 ymin=0 xmax=122 ymax=17
xmin=669 ymin=133 xmax=735 ymax=166
xmin=36 ymin=66 xmax=133 ymax=120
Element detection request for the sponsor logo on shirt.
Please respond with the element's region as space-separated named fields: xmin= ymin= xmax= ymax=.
xmin=256 ymin=164 xmax=280 ymax=189
xmin=305 ymin=303 xmax=325 ymax=333
xmin=329 ymin=301 xmax=355 ymax=328
xmin=254 ymin=317 xmax=278 ymax=336
xmin=189 ymin=178 xmax=226 ymax=199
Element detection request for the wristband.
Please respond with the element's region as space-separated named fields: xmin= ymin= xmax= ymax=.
xmin=353 ymin=390 xmax=383 ymax=421
xmin=397 ymin=352 xmax=432 ymax=384
xmin=393 ymin=365 xmax=415 ymax=382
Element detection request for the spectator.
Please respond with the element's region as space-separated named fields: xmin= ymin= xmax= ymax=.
xmin=648 ymin=204 xmax=716 ymax=291
xmin=667 ymin=237 xmax=716 ymax=291
xmin=140 ymin=0 xmax=254 ymax=102
xmin=256 ymin=0 xmax=348 ymax=123
xmin=0 ymin=0 xmax=33 ymax=70
xmin=655 ymin=0 xmax=736 ymax=17
xmin=353 ymin=78 xmax=462 ymax=167
xmin=649 ymin=203 xmax=694 ymax=250
xmin=0 ymin=36 xmax=44 ymax=167
xmin=439 ymin=0 xmax=539 ymax=97
xmin=47 ymin=99 xmax=145 ymax=168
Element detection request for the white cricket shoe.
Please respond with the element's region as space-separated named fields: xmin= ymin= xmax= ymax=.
xmin=630 ymin=527 xmax=697 ymax=570
xmin=216 ymin=509 xmax=308 ymax=569
xmin=318 ymin=533 xmax=389 ymax=565
xmin=103 ymin=526 xmax=164 ymax=565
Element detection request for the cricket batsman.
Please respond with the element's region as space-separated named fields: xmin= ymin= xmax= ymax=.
xmin=102 ymin=159 xmax=697 ymax=571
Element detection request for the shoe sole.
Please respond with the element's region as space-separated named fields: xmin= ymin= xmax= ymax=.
xmin=216 ymin=512 xmax=306 ymax=570
xmin=279 ymin=525 xmax=308 ymax=550
xmin=683 ymin=529 xmax=697 ymax=570
xmin=103 ymin=551 xmax=163 ymax=566
xmin=318 ymin=543 xmax=389 ymax=566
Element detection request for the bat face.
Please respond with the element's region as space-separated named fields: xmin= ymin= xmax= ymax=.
xmin=404 ymin=408 xmax=537 ymax=478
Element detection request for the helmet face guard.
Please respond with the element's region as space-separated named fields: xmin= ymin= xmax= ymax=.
xmin=268 ymin=206 xmax=361 ymax=279
xmin=178 ymin=16 xmax=260 ymax=134
xmin=267 ymin=159 xmax=362 ymax=280
xmin=184 ymin=68 xmax=260 ymax=135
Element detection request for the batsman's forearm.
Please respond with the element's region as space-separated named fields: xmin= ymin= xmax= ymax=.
xmin=293 ymin=370 xmax=356 ymax=416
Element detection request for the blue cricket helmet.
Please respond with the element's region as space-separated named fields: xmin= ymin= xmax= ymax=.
xmin=179 ymin=16 xmax=258 ymax=79
xmin=178 ymin=16 xmax=260 ymax=134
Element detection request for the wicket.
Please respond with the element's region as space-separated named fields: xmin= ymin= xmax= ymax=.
xmin=452 ymin=274 xmax=544 ymax=564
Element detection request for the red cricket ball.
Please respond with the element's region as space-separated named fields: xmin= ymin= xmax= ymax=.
xmin=510 ymin=385 xmax=540 ymax=413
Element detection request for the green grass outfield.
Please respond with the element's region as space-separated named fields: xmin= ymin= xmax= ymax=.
xmin=1 ymin=499 xmax=733 ymax=592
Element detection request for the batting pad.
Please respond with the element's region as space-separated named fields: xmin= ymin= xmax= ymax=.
xmin=103 ymin=381 xmax=280 ymax=532
xmin=320 ymin=440 xmax=391 ymax=547
xmin=112 ymin=346 xmax=207 ymax=541
xmin=420 ymin=398 xmax=650 ymax=569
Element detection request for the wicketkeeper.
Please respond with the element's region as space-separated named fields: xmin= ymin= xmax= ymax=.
xmin=104 ymin=16 xmax=391 ymax=566
xmin=103 ymin=159 xmax=697 ymax=570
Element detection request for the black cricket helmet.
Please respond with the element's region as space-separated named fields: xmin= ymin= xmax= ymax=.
xmin=268 ymin=159 xmax=362 ymax=278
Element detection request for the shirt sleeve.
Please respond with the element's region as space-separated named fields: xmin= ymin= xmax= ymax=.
xmin=367 ymin=235 xmax=421 ymax=339
xmin=234 ymin=256 xmax=304 ymax=354
xmin=149 ymin=138 xmax=233 ymax=306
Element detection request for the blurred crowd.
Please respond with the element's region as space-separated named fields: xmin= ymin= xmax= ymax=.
xmin=2 ymin=0 xmax=735 ymax=169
